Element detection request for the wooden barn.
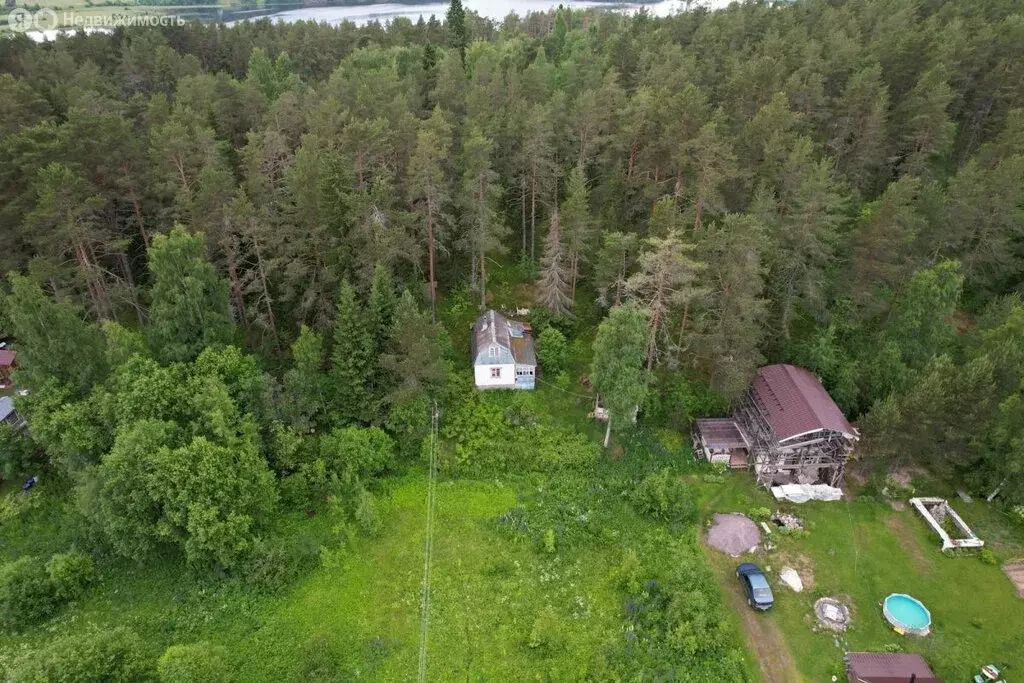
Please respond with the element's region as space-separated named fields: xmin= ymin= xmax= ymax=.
xmin=693 ymin=364 xmax=858 ymax=487
xmin=735 ymin=364 xmax=858 ymax=487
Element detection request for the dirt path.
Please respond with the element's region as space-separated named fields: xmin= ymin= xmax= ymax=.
xmin=719 ymin=571 xmax=803 ymax=683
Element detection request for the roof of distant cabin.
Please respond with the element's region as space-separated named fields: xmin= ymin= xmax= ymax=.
xmin=472 ymin=310 xmax=535 ymax=366
xmin=695 ymin=418 xmax=749 ymax=450
xmin=751 ymin=364 xmax=855 ymax=442
xmin=846 ymin=652 xmax=941 ymax=683
xmin=0 ymin=396 xmax=15 ymax=422
xmin=0 ymin=350 xmax=15 ymax=367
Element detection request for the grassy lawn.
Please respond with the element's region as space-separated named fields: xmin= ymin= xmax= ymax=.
xmin=694 ymin=471 xmax=1024 ymax=682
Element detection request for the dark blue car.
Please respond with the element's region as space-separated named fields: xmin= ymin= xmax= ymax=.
xmin=736 ymin=562 xmax=774 ymax=611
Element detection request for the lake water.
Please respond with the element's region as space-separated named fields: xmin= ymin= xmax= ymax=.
xmin=23 ymin=0 xmax=731 ymax=41
xmin=252 ymin=0 xmax=730 ymax=26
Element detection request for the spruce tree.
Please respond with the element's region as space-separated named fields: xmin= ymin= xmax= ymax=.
xmin=536 ymin=210 xmax=573 ymax=316
xmin=446 ymin=0 xmax=467 ymax=64
xmin=329 ymin=280 xmax=372 ymax=425
xmin=283 ymin=325 xmax=328 ymax=431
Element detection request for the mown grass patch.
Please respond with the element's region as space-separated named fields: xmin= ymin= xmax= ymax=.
xmin=697 ymin=472 xmax=1024 ymax=682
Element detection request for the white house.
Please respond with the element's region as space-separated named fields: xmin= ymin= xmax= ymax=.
xmin=471 ymin=310 xmax=536 ymax=390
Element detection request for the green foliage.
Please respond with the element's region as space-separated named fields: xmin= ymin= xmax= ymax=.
xmin=979 ymin=548 xmax=998 ymax=566
xmin=537 ymin=326 xmax=569 ymax=376
xmin=749 ymin=506 xmax=772 ymax=522
xmin=7 ymin=627 xmax=150 ymax=683
xmin=330 ymin=279 xmax=373 ymax=425
xmin=629 ymin=469 xmax=699 ymax=525
xmin=283 ymin=326 xmax=329 ymax=430
xmin=320 ymin=426 xmax=396 ymax=481
xmin=158 ymin=642 xmax=231 ymax=683
xmin=0 ymin=556 xmax=59 ymax=630
xmin=0 ymin=424 xmax=36 ymax=480
xmin=1 ymin=274 xmax=108 ymax=395
xmin=45 ymin=550 xmax=94 ymax=601
xmin=592 ymin=304 xmax=649 ymax=441
xmin=146 ymin=226 xmax=234 ymax=364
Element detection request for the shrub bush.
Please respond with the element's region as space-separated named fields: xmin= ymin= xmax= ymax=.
xmin=241 ymin=535 xmax=319 ymax=594
xmin=46 ymin=550 xmax=95 ymax=601
xmin=629 ymin=470 xmax=698 ymax=525
xmin=7 ymin=627 xmax=149 ymax=682
xmin=748 ymin=506 xmax=772 ymax=522
xmin=158 ymin=642 xmax=230 ymax=683
xmin=0 ymin=556 xmax=59 ymax=630
xmin=979 ymin=548 xmax=998 ymax=565
xmin=537 ymin=327 xmax=569 ymax=376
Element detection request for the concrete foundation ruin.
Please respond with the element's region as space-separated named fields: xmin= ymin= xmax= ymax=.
xmin=910 ymin=497 xmax=984 ymax=551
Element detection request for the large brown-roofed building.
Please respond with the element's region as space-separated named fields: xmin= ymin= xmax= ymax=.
xmin=846 ymin=652 xmax=942 ymax=683
xmin=733 ymin=364 xmax=858 ymax=487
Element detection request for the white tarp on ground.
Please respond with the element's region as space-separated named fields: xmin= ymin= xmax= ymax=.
xmin=771 ymin=484 xmax=843 ymax=503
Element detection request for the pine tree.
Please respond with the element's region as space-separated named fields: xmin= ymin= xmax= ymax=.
xmin=626 ymin=199 xmax=703 ymax=370
xmin=850 ymin=175 xmax=926 ymax=316
xmin=560 ymin=163 xmax=593 ymax=303
xmin=595 ymin=232 xmax=638 ymax=308
xmin=146 ymin=226 xmax=234 ymax=364
xmin=682 ymin=120 xmax=738 ymax=232
xmin=895 ymin=67 xmax=955 ymax=177
xmin=459 ymin=125 xmax=508 ymax=308
xmin=407 ymin=108 xmax=452 ymax=315
xmin=694 ymin=214 xmax=769 ymax=398
xmin=329 ymin=279 xmax=373 ymax=425
xmin=536 ymin=210 xmax=573 ymax=317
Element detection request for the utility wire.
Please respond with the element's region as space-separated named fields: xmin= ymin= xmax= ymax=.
xmin=417 ymin=401 xmax=439 ymax=683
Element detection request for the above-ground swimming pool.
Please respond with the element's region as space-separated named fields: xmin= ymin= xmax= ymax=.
xmin=883 ymin=593 xmax=932 ymax=636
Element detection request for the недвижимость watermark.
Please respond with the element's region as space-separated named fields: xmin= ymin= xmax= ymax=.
xmin=7 ymin=7 xmax=185 ymax=32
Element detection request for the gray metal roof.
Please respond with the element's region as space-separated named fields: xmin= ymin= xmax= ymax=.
xmin=0 ymin=396 xmax=15 ymax=422
xmin=472 ymin=310 xmax=536 ymax=367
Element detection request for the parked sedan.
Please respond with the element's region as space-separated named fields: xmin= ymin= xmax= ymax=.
xmin=736 ymin=562 xmax=774 ymax=611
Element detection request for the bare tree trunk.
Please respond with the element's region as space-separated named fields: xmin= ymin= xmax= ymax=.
xmin=251 ymin=234 xmax=280 ymax=353
xmin=123 ymin=171 xmax=149 ymax=247
xmin=521 ymin=175 xmax=527 ymax=257
xmin=118 ymin=251 xmax=145 ymax=326
xmin=530 ymin=162 xmax=537 ymax=261
xmin=480 ymin=251 xmax=487 ymax=309
xmin=570 ymin=251 xmax=579 ymax=305
xmin=603 ymin=414 xmax=612 ymax=448
xmin=427 ymin=207 xmax=437 ymax=319
xmin=221 ymin=225 xmax=248 ymax=330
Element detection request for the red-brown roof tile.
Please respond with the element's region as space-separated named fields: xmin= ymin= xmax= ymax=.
xmin=752 ymin=364 xmax=855 ymax=442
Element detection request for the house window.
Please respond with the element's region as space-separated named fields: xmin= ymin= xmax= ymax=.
xmin=489 ymin=346 xmax=497 ymax=359
xmin=490 ymin=367 xmax=501 ymax=378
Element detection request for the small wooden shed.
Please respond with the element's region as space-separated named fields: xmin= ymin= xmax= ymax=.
xmin=0 ymin=350 xmax=15 ymax=387
xmin=693 ymin=418 xmax=750 ymax=469
xmin=847 ymin=652 xmax=942 ymax=683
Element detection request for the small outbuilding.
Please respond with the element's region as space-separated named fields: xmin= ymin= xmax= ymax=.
xmin=0 ymin=396 xmax=26 ymax=431
xmin=0 ymin=349 xmax=15 ymax=387
xmin=471 ymin=310 xmax=536 ymax=390
xmin=693 ymin=418 xmax=749 ymax=468
xmin=846 ymin=652 xmax=942 ymax=683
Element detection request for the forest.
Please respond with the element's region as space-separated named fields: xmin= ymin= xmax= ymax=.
xmin=0 ymin=0 xmax=1023 ymax=679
